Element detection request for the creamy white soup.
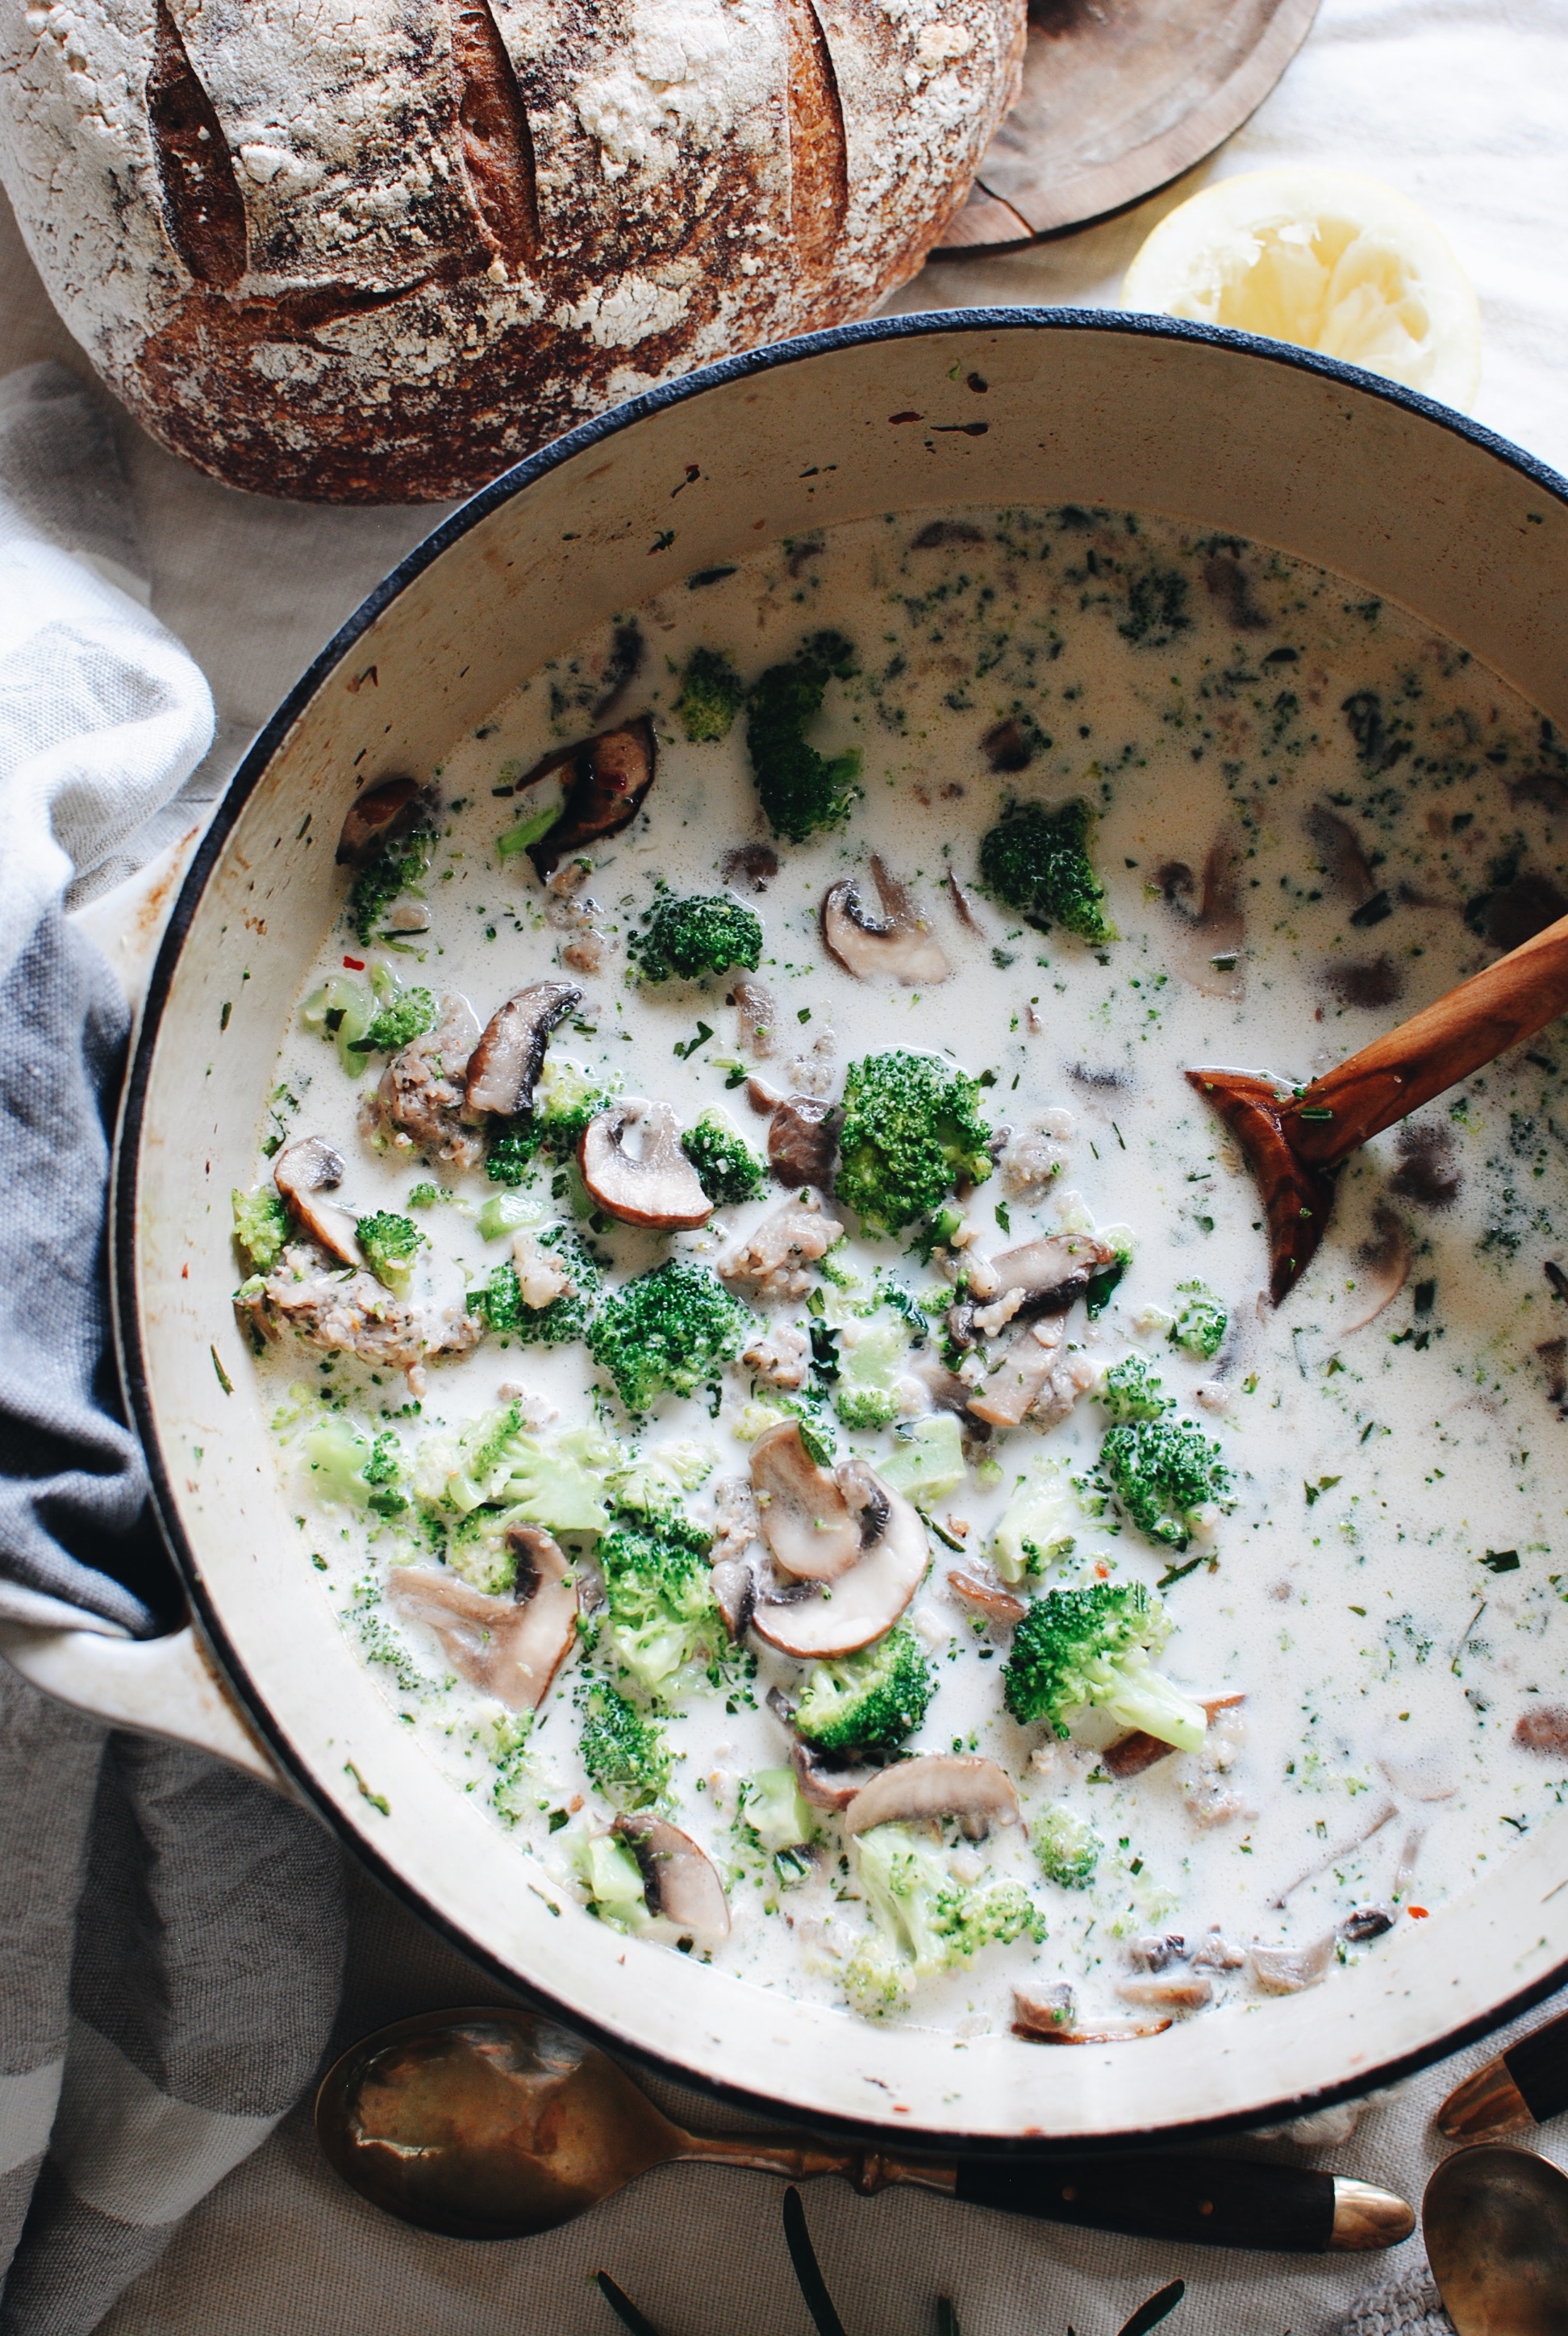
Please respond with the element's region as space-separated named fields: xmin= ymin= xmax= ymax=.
xmin=233 ymin=504 xmax=1568 ymax=2039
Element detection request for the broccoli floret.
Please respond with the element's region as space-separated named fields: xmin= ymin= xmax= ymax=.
xmin=418 ymin=1404 xmax=612 ymax=1535
xmin=1100 ymin=1354 xmax=1174 ymax=1424
xmin=978 ymin=798 xmax=1116 ymax=946
xmin=301 ymin=971 xmax=377 ymax=1070
xmin=1033 ymin=1803 xmax=1102 ymax=1891
xmin=578 ymin=1679 xmax=673 ymax=1811
xmin=794 ymin=1625 xmax=933 ymax=1753
xmin=681 ymin=1108 xmax=767 ymax=1207
xmin=836 ymin=1051 xmax=993 ymax=1236
xmin=675 ymin=646 xmax=744 ymax=743
xmin=832 ymin=1309 xmax=911 ymax=1429
xmin=1170 ymin=1280 xmax=1228 ymax=1360
xmin=446 ymin=1504 xmax=533 ymax=1592
xmin=302 ymin=1421 xmax=406 ymax=1516
xmin=744 ymin=1768 xmax=818 ymax=1855
xmin=356 ymin=1211 xmax=425 ymax=1294
xmin=744 ymin=630 xmax=861 ymax=842
xmin=485 ymin=1121 xmax=540 ymax=1187
xmin=990 ymin=1457 xmax=1087 ymax=1584
xmin=588 ymin=1258 xmax=753 ymax=1412
xmin=407 ymin=1182 xmax=454 ymax=1211
xmin=574 ymin=1829 xmax=653 ymax=1929
xmin=597 ymin=1511 xmax=728 ymax=1700
xmin=484 ymin=1055 xmax=619 ymax=1187
xmin=629 ymin=888 xmax=763 ymax=984
xmin=348 ymin=815 xmax=436 ymax=945
xmin=346 ymin=987 xmax=438 ymax=1056
xmin=466 ymin=1224 xmax=599 ymax=1345
xmin=1100 ymin=1416 xmax=1232 ymax=1550
xmin=879 ymin=1413 xmax=966 ymax=1507
xmin=232 ymin=1187 xmax=290 ymax=1275
xmin=841 ymin=1933 xmax=915 ymax=2017
xmin=609 ymin=1440 xmax=715 ymax=1521
xmin=1002 ymin=1583 xmax=1206 ymax=1752
xmin=855 ymin=1823 xmax=1045 ymax=1986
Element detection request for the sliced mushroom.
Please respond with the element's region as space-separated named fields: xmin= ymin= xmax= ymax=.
xmin=1125 ymin=1933 xmax=1189 ymax=1972
xmin=386 ymin=1528 xmax=578 ymax=1712
xmin=1304 ymin=801 xmax=1380 ymax=911
xmin=1103 ymin=1694 xmax=1243 ymax=1780
xmin=517 ymin=718 xmax=657 ymax=880
xmin=1011 ymin=1987 xmax=1171 ymax=2046
xmin=1191 ymin=1931 xmax=1246 ymax=1972
xmin=1339 ymin=1906 xmax=1395 ymax=1944
xmin=732 ymin=977 xmax=778 ymax=1058
xmin=722 ymin=843 xmax=779 ymax=895
xmin=1155 ymin=829 xmax=1246 ymax=999
xmin=1249 ymin=1933 xmax=1336 ymax=1994
xmin=613 ymin=1812 xmax=730 ymax=1944
xmin=710 ymin=1557 xmax=756 ymax=1641
xmin=273 ymin=1136 xmax=361 ymax=1266
xmin=751 ymin=1480 xmax=929 ymax=1661
xmin=768 ymin=1095 xmax=840 ymax=1189
xmin=336 ymin=776 xmax=425 ymax=864
xmin=821 ymin=857 xmax=952 ymax=987
xmin=1117 ymin=1974 xmax=1213 ymax=2012
xmin=578 ymin=1099 xmax=711 ymax=1229
xmin=843 ymin=1753 xmax=1020 ymax=1841
xmin=987 ymin=1233 xmax=1119 ymax=1320
xmin=749 ymin=1422 xmax=863 ymax=1581
xmin=790 ymin=1737 xmax=865 ymax=1813
xmin=946 ymin=1568 xmax=1026 ymax=1627
xmin=1515 ymin=1704 xmax=1568 ymax=1756
xmin=464 ymin=981 xmax=582 ymax=1117
xmin=965 ymin=1316 xmax=1065 ymax=1430
xmin=1341 ymin=1204 xmax=1412 ymax=1333
xmin=946 ymin=868 xmax=982 ymax=930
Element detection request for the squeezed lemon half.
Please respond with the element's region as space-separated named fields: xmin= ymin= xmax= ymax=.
xmin=1122 ymin=167 xmax=1482 ymax=411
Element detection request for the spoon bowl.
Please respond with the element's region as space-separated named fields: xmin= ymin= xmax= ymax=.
xmin=1423 ymin=2144 xmax=1568 ymax=2336
xmin=315 ymin=2009 xmax=682 ymax=2238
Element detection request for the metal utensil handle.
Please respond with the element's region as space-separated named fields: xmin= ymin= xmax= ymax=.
xmin=953 ymin=2154 xmax=1343 ymax=2251
xmin=1508 ymin=2009 xmax=1568 ymax=2125
xmin=1290 ymin=909 xmax=1568 ymax=1167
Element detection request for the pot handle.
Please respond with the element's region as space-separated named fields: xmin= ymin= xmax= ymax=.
xmin=0 ymin=1620 xmax=289 ymax=1791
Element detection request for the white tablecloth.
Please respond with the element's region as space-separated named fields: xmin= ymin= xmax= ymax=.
xmin=6 ymin=0 xmax=1565 ymax=2322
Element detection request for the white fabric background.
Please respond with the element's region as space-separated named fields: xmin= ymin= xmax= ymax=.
xmin=2 ymin=0 xmax=1564 ymax=2322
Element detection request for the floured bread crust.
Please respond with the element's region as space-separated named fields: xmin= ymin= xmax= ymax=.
xmin=0 ymin=0 xmax=1024 ymax=502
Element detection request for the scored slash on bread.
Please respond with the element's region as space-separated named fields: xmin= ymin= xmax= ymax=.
xmin=1 ymin=0 xmax=1025 ymax=503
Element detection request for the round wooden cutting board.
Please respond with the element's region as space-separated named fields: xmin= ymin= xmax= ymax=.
xmin=935 ymin=0 xmax=1320 ymax=253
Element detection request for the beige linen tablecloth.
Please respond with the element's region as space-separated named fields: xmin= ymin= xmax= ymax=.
xmin=6 ymin=0 xmax=1566 ymax=2322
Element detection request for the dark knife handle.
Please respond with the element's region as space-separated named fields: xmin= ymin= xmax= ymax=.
xmin=1506 ymin=2009 xmax=1568 ymax=2124
xmin=954 ymin=2155 xmax=1345 ymax=2252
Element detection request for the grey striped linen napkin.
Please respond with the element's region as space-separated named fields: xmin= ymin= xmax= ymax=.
xmin=0 ymin=361 xmax=345 ymax=2336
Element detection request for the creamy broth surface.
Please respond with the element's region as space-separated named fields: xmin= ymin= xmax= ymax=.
xmin=243 ymin=505 xmax=1568 ymax=2035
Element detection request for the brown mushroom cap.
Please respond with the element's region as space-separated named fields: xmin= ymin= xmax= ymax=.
xmin=464 ymin=981 xmax=582 ymax=1117
xmin=821 ymin=857 xmax=953 ymax=987
xmin=336 ymin=777 xmax=423 ymax=865
xmin=946 ymin=1568 xmax=1027 ymax=1627
xmin=273 ymin=1135 xmax=361 ymax=1266
xmin=789 ymin=1737 xmax=865 ymax=1813
xmin=750 ymin=1477 xmax=929 ymax=1660
xmin=385 ymin=1528 xmax=578 ymax=1712
xmin=768 ymin=1095 xmax=840 ymax=1188
xmin=613 ymin=1813 xmax=731 ymax=1944
xmin=842 ymin=1752 xmax=1020 ymax=1840
xmin=1156 ymin=828 xmax=1247 ymax=1000
xmin=516 ymin=718 xmax=657 ymax=880
xmin=578 ymin=1099 xmax=712 ymax=1229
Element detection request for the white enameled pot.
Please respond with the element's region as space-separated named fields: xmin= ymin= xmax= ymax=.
xmin=26 ymin=312 xmax=1568 ymax=2150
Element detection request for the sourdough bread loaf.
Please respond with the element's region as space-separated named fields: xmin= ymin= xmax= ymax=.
xmin=0 ymin=0 xmax=1024 ymax=502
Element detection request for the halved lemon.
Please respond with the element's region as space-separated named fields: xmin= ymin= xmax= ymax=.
xmin=1122 ymin=167 xmax=1482 ymax=411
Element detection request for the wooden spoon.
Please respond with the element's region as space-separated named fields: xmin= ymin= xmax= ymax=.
xmin=1189 ymin=909 xmax=1568 ymax=1302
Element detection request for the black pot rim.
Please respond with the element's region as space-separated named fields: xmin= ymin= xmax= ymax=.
xmin=115 ymin=306 xmax=1568 ymax=2158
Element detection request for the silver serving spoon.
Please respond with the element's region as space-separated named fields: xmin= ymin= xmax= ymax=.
xmin=315 ymin=2005 xmax=1413 ymax=2250
xmin=1424 ymin=2143 xmax=1568 ymax=2335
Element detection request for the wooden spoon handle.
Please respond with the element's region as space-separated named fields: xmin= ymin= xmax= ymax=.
xmin=1290 ymin=910 xmax=1568 ymax=1168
